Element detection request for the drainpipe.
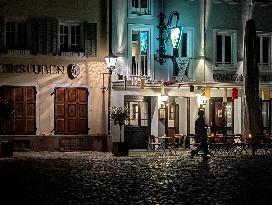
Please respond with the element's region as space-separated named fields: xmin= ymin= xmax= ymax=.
xmin=203 ymin=0 xmax=206 ymax=83
xmin=108 ymin=0 xmax=113 ymax=136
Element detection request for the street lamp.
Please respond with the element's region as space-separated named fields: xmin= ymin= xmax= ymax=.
xmin=104 ymin=52 xmax=118 ymax=136
xmin=105 ymin=53 xmax=118 ymax=69
xmin=156 ymin=11 xmax=183 ymax=65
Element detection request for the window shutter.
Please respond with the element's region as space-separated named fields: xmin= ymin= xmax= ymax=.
xmin=46 ymin=19 xmax=58 ymax=55
xmin=84 ymin=23 xmax=97 ymax=57
xmin=0 ymin=17 xmax=5 ymax=52
xmin=31 ymin=18 xmax=46 ymax=55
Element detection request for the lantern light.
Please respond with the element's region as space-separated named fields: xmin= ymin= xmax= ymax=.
xmin=104 ymin=53 xmax=118 ymax=68
xmin=204 ymin=86 xmax=210 ymax=98
xmin=262 ymin=89 xmax=270 ymax=100
xmin=170 ymin=27 xmax=182 ymax=49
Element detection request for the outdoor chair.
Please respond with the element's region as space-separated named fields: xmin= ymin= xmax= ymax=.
xmin=147 ymin=135 xmax=164 ymax=152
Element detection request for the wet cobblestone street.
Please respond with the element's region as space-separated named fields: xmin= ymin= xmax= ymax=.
xmin=0 ymin=151 xmax=272 ymax=205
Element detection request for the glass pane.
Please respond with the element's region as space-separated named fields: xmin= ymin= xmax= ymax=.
xmin=140 ymin=101 xmax=148 ymax=126
xmin=140 ymin=31 xmax=148 ymax=53
xmin=141 ymin=55 xmax=147 ymax=75
xmin=132 ymin=31 xmax=139 ymax=75
xmin=17 ymin=23 xmax=27 ymax=49
xmin=71 ymin=26 xmax=75 ymax=36
xmin=181 ymin=33 xmax=187 ymax=57
xmin=225 ymin=35 xmax=231 ymax=64
xmin=141 ymin=0 xmax=147 ymax=8
xmin=129 ymin=102 xmax=139 ymax=126
xmin=132 ymin=0 xmax=139 ymax=8
xmin=140 ymin=31 xmax=148 ymax=75
xmin=262 ymin=102 xmax=269 ymax=127
xmin=216 ymin=35 xmax=222 ymax=63
xmin=263 ymin=37 xmax=269 ymax=64
xmin=64 ymin=26 xmax=68 ymax=34
xmin=224 ymin=102 xmax=232 ymax=127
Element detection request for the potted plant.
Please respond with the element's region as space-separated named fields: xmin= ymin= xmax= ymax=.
xmin=110 ymin=106 xmax=130 ymax=156
xmin=0 ymin=100 xmax=15 ymax=157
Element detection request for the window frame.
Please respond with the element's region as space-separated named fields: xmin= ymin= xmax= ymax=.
xmin=128 ymin=0 xmax=153 ymax=17
xmin=128 ymin=24 xmax=154 ymax=78
xmin=4 ymin=18 xmax=30 ymax=50
xmin=58 ymin=22 xmax=83 ymax=53
xmin=125 ymin=101 xmax=149 ymax=127
xmin=257 ymin=32 xmax=271 ymax=70
xmin=213 ymin=29 xmax=237 ymax=70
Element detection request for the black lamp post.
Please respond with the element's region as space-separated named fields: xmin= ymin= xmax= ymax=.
xmin=104 ymin=0 xmax=118 ymax=136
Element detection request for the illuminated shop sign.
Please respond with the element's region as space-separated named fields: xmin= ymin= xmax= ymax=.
xmin=213 ymin=73 xmax=243 ymax=82
xmin=213 ymin=72 xmax=272 ymax=82
xmin=0 ymin=64 xmax=65 ymax=74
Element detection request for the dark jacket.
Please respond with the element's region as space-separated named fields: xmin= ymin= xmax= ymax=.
xmin=195 ymin=116 xmax=208 ymax=142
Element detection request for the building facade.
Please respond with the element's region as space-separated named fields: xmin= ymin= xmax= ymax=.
xmin=0 ymin=0 xmax=111 ymax=151
xmin=110 ymin=0 xmax=272 ymax=149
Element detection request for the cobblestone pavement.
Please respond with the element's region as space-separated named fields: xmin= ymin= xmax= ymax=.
xmin=0 ymin=151 xmax=272 ymax=205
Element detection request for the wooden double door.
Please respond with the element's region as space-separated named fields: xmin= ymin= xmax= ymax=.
xmin=54 ymin=87 xmax=89 ymax=135
xmin=0 ymin=86 xmax=36 ymax=135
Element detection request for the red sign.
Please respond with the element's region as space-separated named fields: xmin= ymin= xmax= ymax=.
xmin=232 ymin=88 xmax=238 ymax=100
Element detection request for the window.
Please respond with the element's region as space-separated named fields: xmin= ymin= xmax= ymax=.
xmin=125 ymin=101 xmax=149 ymax=126
xmin=59 ymin=24 xmax=81 ymax=52
xmin=257 ymin=34 xmax=270 ymax=69
xmin=129 ymin=25 xmax=152 ymax=76
xmin=214 ymin=30 xmax=237 ymax=68
xmin=5 ymin=21 xmax=28 ymax=50
xmin=129 ymin=0 xmax=152 ymax=16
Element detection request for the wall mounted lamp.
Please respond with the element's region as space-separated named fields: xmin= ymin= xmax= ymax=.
xmin=156 ymin=11 xmax=182 ymax=65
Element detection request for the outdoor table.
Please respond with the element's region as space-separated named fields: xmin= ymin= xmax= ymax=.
xmin=208 ymin=135 xmax=235 ymax=156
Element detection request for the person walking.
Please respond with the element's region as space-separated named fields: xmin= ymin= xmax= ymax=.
xmin=191 ymin=110 xmax=210 ymax=160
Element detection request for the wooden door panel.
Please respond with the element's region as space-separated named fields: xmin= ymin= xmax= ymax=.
xmin=56 ymin=105 xmax=65 ymax=117
xmin=56 ymin=89 xmax=65 ymax=103
xmin=79 ymin=104 xmax=87 ymax=117
xmin=15 ymin=119 xmax=24 ymax=133
xmin=68 ymin=119 xmax=77 ymax=133
xmin=78 ymin=119 xmax=88 ymax=133
xmin=26 ymin=103 xmax=35 ymax=117
xmin=26 ymin=88 xmax=35 ymax=101
xmin=15 ymin=87 xmax=24 ymax=101
xmin=67 ymin=89 xmax=76 ymax=102
xmin=26 ymin=119 xmax=35 ymax=133
xmin=68 ymin=104 xmax=76 ymax=117
xmin=78 ymin=88 xmax=88 ymax=102
xmin=15 ymin=103 xmax=23 ymax=117
xmin=55 ymin=119 xmax=65 ymax=133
